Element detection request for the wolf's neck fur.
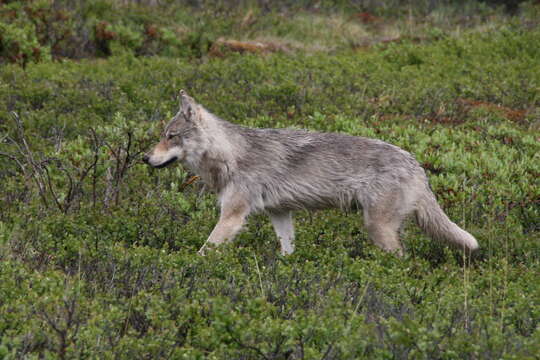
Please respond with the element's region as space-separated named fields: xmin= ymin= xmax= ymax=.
xmin=191 ymin=107 xmax=244 ymax=191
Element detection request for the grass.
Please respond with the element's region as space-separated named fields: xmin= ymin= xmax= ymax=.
xmin=0 ymin=1 xmax=539 ymax=358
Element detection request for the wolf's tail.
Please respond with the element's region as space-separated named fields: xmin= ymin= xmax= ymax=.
xmin=415 ymin=190 xmax=479 ymax=252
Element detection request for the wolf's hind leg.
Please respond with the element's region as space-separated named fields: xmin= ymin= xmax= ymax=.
xmin=269 ymin=211 xmax=295 ymax=255
xmin=198 ymin=195 xmax=249 ymax=255
xmin=363 ymin=205 xmax=405 ymax=257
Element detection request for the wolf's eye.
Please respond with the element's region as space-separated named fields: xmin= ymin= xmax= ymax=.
xmin=167 ymin=132 xmax=178 ymax=140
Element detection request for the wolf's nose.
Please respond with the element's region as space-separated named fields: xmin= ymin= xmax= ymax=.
xmin=142 ymin=154 xmax=150 ymax=164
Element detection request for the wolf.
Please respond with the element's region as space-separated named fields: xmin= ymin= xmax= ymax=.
xmin=143 ymin=90 xmax=479 ymax=256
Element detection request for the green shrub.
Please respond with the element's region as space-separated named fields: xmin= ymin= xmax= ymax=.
xmin=0 ymin=5 xmax=538 ymax=359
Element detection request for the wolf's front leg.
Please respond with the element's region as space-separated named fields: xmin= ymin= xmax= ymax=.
xmin=198 ymin=194 xmax=250 ymax=255
xmin=269 ymin=211 xmax=295 ymax=255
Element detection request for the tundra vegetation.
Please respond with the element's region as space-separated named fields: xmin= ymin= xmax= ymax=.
xmin=0 ymin=0 xmax=539 ymax=358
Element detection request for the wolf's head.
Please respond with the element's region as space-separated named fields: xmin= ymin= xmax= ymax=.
xmin=143 ymin=90 xmax=203 ymax=168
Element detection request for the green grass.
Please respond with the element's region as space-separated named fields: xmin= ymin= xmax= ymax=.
xmin=0 ymin=1 xmax=539 ymax=359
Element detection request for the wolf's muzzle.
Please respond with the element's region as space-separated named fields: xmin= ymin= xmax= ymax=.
xmin=154 ymin=156 xmax=178 ymax=168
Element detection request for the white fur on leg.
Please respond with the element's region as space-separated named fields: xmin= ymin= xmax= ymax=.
xmin=198 ymin=216 xmax=245 ymax=255
xmin=198 ymin=192 xmax=250 ymax=256
xmin=269 ymin=211 xmax=295 ymax=255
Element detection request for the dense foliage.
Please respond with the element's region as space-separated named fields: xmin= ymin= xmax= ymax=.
xmin=0 ymin=1 xmax=539 ymax=358
xmin=1 ymin=0 xmax=537 ymax=66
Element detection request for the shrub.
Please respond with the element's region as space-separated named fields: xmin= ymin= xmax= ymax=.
xmin=0 ymin=3 xmax=538 ymax=359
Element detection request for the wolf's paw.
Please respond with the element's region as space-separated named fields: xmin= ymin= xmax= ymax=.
xmin=280 ymin=247 xmax=295 ymax=256
xmin=198 ymin=242 xmax=221 ymax=256
xmin=197 ymin=246 xmax=207 ymax=256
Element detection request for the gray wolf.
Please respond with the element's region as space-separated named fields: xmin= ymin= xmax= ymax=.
xmin=143 ymin=90 xmax=479 ymax=256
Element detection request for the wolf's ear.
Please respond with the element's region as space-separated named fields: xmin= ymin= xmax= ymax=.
xmin=179 ymin=89 xmax=199 ymax=122
xmin=179 ymin=89 xmax=189 ymax=108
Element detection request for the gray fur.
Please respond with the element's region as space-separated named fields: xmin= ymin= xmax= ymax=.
xmin=144 ymin=90 xmax=479 ymax=256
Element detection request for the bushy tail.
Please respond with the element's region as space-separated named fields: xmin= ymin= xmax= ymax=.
xmin=415 ymin=191 xmax=479 ymax=252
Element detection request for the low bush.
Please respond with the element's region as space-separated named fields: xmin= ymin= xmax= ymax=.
xmin=2 ymin=0 xmax=538 ymax=65
xmin=0 ymin=2 xmax=538 ymax=359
